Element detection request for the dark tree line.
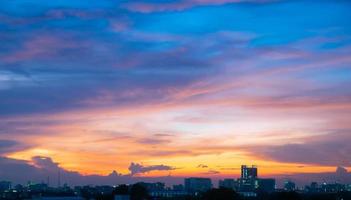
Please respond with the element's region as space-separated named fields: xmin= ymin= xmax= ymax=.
xmin=97 ymin=185 xmax=351 ymax=200
xmin=113 ymin=183 xmax=151 ymax=200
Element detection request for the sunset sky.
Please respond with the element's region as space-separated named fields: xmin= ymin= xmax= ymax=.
xmin=0 ymin=0 xmax=351 ymax=184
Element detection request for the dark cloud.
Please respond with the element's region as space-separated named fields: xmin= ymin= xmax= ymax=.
xmin=202 ymin=169 xmax=220 ymax=175
xmin=153 ymin=133 xmax=174 ymax=137
xmin=0 ymin=0 xmax=269 ymax=118
xmin=0 ymin=118 xmax=80 ymax=136
xmin=0 ymin=156 xmax=350 ymax=187
xmin=136 ymin=138 xmax=170 ymax=145
xmin=0 ymin=7 xmax=212 ymax=117
xmin=218 ymin=167 xmax=240 ymax=170
xmin=128 ymin=162 xmax=175 ymax=175
xmin=0 ymin=140 xmax=17 ymax=154
xmin=1 ymin=1 xmax=350 ymax=119
xmin=0 ymin=140 xmax=30 ymax=155
xmin=0 ymin=156 xmax=182 ymax=186
xmin=247 ymin=131 xmax=351 ymax=166
xmin=32 ymin=156 xmax=60 ymax=171
xmin=274 ymin=167 xmax=351 ymax=187
xmin=336 ymin=166 xmax=348 ymax=176
xmin=197 ymin=164 xmax=208 ymax=168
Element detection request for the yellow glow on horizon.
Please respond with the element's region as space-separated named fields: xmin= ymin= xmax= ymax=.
xmin=7 ymin=147 xmax=343 ymax=178
xmin=3 ymin=88 xmax=350 ymax=178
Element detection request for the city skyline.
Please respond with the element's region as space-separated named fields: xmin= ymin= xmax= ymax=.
xmin=0 ymin=164 xmax=350 ymax=195
xmin=1 ymin=0 xmax=351 ymax=186
xmin=1 ymin=167 xmax=350 ymax=200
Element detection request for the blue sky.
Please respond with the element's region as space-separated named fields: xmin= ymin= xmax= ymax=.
xmin=0 ymin=0 xmax=351 ymax=185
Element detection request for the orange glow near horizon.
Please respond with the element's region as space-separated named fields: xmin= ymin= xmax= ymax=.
xmin=3 ymin=91 xmax=351 ymax=179
xmin=7 ymin=146 xmax=344 ymax=177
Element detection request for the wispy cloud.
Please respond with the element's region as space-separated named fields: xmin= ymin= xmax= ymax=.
xmin=122 ymin=0 xmax=278 ymax=13
xmin=245 ymin=130 xmax=351 ymax=166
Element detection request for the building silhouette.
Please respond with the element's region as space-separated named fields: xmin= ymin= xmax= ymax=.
xmin=284 ymin=180 xmax=296 ymax=191
xmin=184 ymin=177 xmax=212 ymax=193
xmin=257 ymin=179 xmax=275 ymax=193
xmin=241 ymin=165 xmax=258 ymax=179
xmin=218 ymin=179 xmax=239 ymax=191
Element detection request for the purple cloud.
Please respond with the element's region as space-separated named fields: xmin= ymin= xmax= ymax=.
xmin=0 ymin=140 xmax=18 ymax=154
xmin=32 ymin=156 xmax=60 ymax=171
xmin=197 ymin=164 xmax=208 ymax=168
xmin=0 ymin=140 xmax=31 ymax=155
xmin=202 ymin=169 xmax=220 ymax=175
xmin=136 ymin=138 xmax=171 ymax=145
xmin=274 ymin=167 xmax=351 ymax=187
xmin=128 ymin=162 xmax=176 ymax=175
xmin=0 ymin=156 xmax=183 ymax=186
xmin=246 ymin=131 xmax=351 ymax=166
xmin=122 ymin=0 xmax=278 ymax=13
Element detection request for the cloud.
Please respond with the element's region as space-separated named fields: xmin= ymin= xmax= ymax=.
xmin=0 ymin=140 xmax=18 ymax=154
xmin=136 ymin=138 xmax=171 ymax=145
xmin=128 ymin=162 xmax=176 ymax=175
xmin=275 ymin=167 xmax=351 ymax=187
xmin=2 ymin=156 xmax=350 ymax=188
xmin=202 ymin=169 xmax=220 ymax=175
xmin=0 ymin=140 xmax=31 ymax=155
xmin=122 ymin=0 xmax=278 ymax=13
xmin=31 ymin=156 xmax=60 ymax=171
xmin=336 ymin=166 xmax=348 ymax=176
xmin=1 ymin=10 xmax=350 ymax=118
xmin=0 ymin=0 xmax=350 ymax=180
xmin=0 ymin=156 xmax=183 ymax=186
xmin=153 ymin=133 xmax=175 ymax=137
xmin=246 ymin=131 xmax=351 ymax=166
xmin=130 ymin=150 xmax=193 ymax=157
xmin=197 ymin=164 xmax=208 ymax=168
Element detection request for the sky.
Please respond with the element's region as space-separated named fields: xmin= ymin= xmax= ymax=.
xmin=0 ymin=0 xmax=351 ymax=186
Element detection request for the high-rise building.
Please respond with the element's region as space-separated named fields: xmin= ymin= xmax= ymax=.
xmin=184 ymin=178 xmax=212 ymax=192
xmin=241 ymin=165 xmax=257 ymax=179
xmin=238 ymin=178 xmax=258 ymax=192
xmin=239 ymin=165 xmax=258 ymax=192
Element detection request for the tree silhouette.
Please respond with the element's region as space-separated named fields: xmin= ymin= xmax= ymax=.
xmin=268 ymin=191 xmax=302 ymax=200
xmin=202 ymin=188 xmax=240 ymax=200
xmin=130 ymin=183 xmax=150 ymax=200
xmin=113 ymin=184 xmax=129 ymax=195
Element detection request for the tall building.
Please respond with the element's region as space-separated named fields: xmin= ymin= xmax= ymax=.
xmin=238 ymin=165 xmax=276 ymax=194
xmin=184 ymin=178 xmax=212 ymax=192
xmin=238 ymin=178 xmax=258 ymax=192
xmin=241 ymin=165 xmax=257 ymax=179
xmin=239 ymin=165 xmax=258 ymax=192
